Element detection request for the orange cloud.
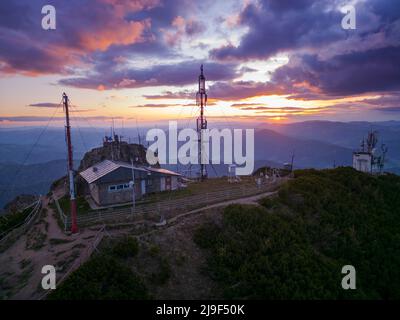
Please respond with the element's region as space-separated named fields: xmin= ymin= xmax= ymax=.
xmin=100 ymin=0 xmax=161 ymax=16
xmin=79 ymin=19 xmax=151 ymax=51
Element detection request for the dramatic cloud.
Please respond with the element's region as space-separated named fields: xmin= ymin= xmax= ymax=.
xmin=59 ymin=60 xmax=240 ymax=90
xmin=208 ymin=81 xmax=281 ymax=100
xmin=0 ymin=0 xmax=157 ymax=75
xmin=143 ymin=90 xmax=193 ymax=100
xmin=271 ymin=46 xmax=400 ymax=98
xmin=163 ymin=16 xmax=206 ymax=46
xmin=1 ymin=0 xmax=400 ymax=123
xmin=211 ymin=0 xmax=344 ymax=61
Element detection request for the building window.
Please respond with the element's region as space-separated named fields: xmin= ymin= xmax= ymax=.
xmin=108 ymin=183 xmax=132 ymax=192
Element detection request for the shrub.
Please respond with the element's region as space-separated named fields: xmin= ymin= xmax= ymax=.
xmin=109 ymin=236 xmax=139 ymax=259
xmin=48 ymin=254 xmax=149 ymax=300
xmin=195 ymin=168 xmax=400 ymax=299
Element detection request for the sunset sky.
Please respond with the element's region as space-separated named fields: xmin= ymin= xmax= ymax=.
xmin=0 ymin=0 xmax=399 ymax=127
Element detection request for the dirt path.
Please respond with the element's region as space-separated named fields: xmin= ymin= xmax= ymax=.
xmin=167 ymin=190 xmax=276 ymax=223
xmin=0 ymin=195 xmax=100 ymax=300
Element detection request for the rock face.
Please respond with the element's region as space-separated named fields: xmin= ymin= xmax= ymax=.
xmin=78 ymin=141 xmax=151 ymax=171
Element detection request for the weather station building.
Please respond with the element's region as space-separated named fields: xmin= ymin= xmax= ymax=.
xmin=352 ymin=131 xmax=388 ymax=174
xmin=352 ymin=152 xmax=372 ymax=173
xmin=79 ymin=160 xmax=181 ymax=207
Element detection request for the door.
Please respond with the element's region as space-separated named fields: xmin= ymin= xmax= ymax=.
xmin=160 ymin=177 xmax=165 ymax=191
xmin=141 ymin=180 xmax=146 ymax=195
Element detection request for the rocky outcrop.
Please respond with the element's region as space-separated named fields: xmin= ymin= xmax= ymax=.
xmin=78 ymin=141 xmax=151 ymax=171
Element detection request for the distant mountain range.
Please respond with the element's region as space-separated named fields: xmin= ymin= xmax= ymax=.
xmin=1 ymin=121 xmax=399 ymax=209
xmin=254 ymin=129 xmax=353 ymax=168
xmin=268 ymin=121 xmax=400 ymax=165
xmin=0 ymin=160 xmax=78 ymax=211
xmin=268 ymin=121 xmax=400 ymax=143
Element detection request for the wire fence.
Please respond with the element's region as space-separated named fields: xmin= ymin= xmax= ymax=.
xmin=0 ymin=197 xmax=42 ymax=251
xmin=55 ymin=179 xmax=283 ymax=230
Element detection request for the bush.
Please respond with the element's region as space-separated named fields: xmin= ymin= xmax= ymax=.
xmin=149 ymin=257 xmax=171 ymax=285
xmin=48 ymin=254 xmax=149 ymax=300
xmin=109 ymin=236 xmax=139 ymax=259
xmin=195 ymin=168 xmax=400 ymax=299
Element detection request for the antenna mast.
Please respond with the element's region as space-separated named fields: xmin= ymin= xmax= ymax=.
xmin=62 ymin=93 xmax=78 ymax=234
xmin=196 ymin=65 xmax=208 ymax=181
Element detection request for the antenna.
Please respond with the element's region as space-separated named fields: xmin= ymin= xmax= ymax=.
xmin=196 ymin=64 xmax=208 ymax=181
xmin=379 ymin=144 xmax=388 ymax=174
xmin=366 ymin=130 xmax=378 ymax=153
xmin=112 ymin=117 xmax=115 ymax=139
xmin=290 ymin=151 xmax=295 ymax=172
xmin=136 ymin=118 xmax=141 ymax=145
xmin=130 ymin=158 xmax=135 ymax=213
xmin=62 ymin=93 xmax=78 ymax=234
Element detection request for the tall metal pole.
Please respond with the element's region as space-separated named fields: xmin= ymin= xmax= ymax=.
xmin=130 ymin=158 xmax=135 ymax=213
xmin=63 ymin=93 xmax=78 ymax=234
xmin=196 ymin=65 xmax=208 ymax=181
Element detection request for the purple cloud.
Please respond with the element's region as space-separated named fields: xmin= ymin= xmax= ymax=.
xmin=271 ymin=46 xmax=400 ymax=97
xmin=211 ymin=0 xmax=343 ymax=61
xmin=0 ymin=0 xmax=161 ymax=75
xmin=59 ymin=61 xmax=240 ymax=90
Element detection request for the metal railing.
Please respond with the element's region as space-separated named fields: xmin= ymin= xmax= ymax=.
xmin=58 ymin=179 xmax=283 ymax=229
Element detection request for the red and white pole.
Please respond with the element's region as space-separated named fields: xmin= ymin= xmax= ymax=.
xmin=196 ymin=65 xmax=208 ymax=181
xmin=63 ymin=93 xmax=78 ymax=234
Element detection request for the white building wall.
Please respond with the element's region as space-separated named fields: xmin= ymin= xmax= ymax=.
xmin=352 ymin=153 xmax=372 ymax=173
xmin=171 ymin=176 xmax=178 ymax=190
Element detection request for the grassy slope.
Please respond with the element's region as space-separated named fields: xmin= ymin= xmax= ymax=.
xmin=194 ymin=167 xmax=400 ymax=299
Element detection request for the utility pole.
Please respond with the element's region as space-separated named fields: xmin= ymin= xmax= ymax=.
xmin=290 ymin=152 xmax=295 ymax=172
xmin=62 ymin=93 xmax=78 ymax=234
xmin=196 ymin=65 xmax=208 ymax=181
xmin=130 ymin=158 xmax=135 ymax=213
